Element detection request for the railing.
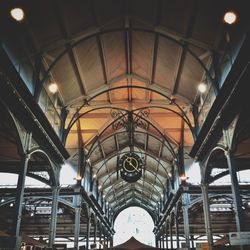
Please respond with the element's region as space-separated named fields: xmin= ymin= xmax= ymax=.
xmin=38 ymin=86 xmax=62 ymax=137
xmin=196 ymin=35 xmax=245 ymax=133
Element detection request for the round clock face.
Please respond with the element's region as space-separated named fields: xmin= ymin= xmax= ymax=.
xmin=118 ymin=153 xmax=143 ymax=183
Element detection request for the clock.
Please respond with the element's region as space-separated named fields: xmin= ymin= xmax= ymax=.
xmin=118 ymin=153 xmax=143 ymax=183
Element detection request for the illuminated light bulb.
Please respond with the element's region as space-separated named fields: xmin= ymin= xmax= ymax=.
xmin=48 ymin=83 xmax=58 ymax=94
xmin=224 ymin=11 xmax=237 ymax=25
xmin=98 ymin=185 xmax=102 ymax=190
xmin=180 ymin=175 xmax=187 ymax=181
xmin=10 ymin=203 xmax=14 ymax=207
xmin=93 ymin=174 xmax=97 ymax=179
xmin=1 ymin=198 xmax=5 ymax=202
xmin=198 ymin=82 xmax=207 ymax=93
xmin=30 ymin=212 xmax=34 ymax=217
xmin=75 ymin=176 xmax=82 ymax=181
xmin=10 ymin=8 xmax=24 ymax=22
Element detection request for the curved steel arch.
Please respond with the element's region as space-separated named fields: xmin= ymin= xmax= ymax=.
xmin=88 ymin=129 xmax=175 ymax=166
xmin=203 ymin=145 xmax=227 ymax=184
xmin=67 ymin=105 xmax=177 ymax=159
xmin=133 ymin=105 xmax=195 ymax=139
xmin=112 ymin=191 xmax=157 ymax=211
xmin=113 ymin=201 xmax=156 ymax=223
xmin=104 ymin=176 xmax=162 ymax=201
xmin=66 ymin=102 xmax=194 ymax=141
xmin=108 ymin=181 xmax=161 ymax=202
xmin=39 ymin=26 xmax=216 ymax=100
xmin=111 ymin=190 xmax=159 ymax=210
xmin=66 ymin=85 xmax=194 ymax=144
xmin=0 ymin=99 xmax=25 ymax=156
xmin=100 ymin=163 xmax=167 ymax=191
xmin=85 ymin=109 xmax=177 ymax=161
xmin=26 ymin=172 xmax=51 ymax=186
xmin=98 ymin=150 xmax=168 ymax=187
xmin=109 ymin=187 xmax=159 ymax=205
xmin=94 ymin=145 xmax=171 ymax=176
xmin=28 ymin=148 xmax=59 ymax=187
xmin=0 ymin=195 xmax=74 ymax=209
xmin=189 ymin=193 xmax=233 ymax=208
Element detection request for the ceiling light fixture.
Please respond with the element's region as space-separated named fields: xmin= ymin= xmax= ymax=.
xmin=10 ymin=8 xmax=25 ymax=22
xmin=198 ymin=82 xmax=207 ymax=93
xmin=224 ymin=11 xmax=237 ymax=25
xmin=48 ymin=83 xmax=58 ymax=94
xmin=180 ymin=175 xmax=187 ymax=182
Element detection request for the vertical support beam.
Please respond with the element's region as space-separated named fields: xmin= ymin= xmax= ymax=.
xmin=155 ymin=234 xmax=158 ymax=248
xmin=73 ymin=192 xmax=82 ymax=250
xmin=201 ymin=183 xmax=213 ymax=250
xmin=99 ymin=224 xmax=102 ymax=248
xmin=49 ymin=186 xmax=59 ymax=247
xmin=86 ymin=217 xmax=91 ymax=250
xmin=224 ymin=130 xmax=245 ymax=232
xmin=175 ymin=214 xmax=180 ymax=249
xmin=225 ymin=150 xmax=245 ymax=231
xmin=94 ymin=222 xmax=97 ymax=244
xmin=182 ymin=193 xmax=191 ymax=249
xmin=110 ymin=235 xmax=113 ymax=247
xmin=74 ymin=206 xmax=81 ymax=249
xmin=12 ymin=153 xmax=30 ymax=249
xmin=191 ymin=235 xmax=195 ymax=248
xmin=165 ymin=224 xmax=169 ymax=250
xmin=170 ymin=220 xmax=173 ymax=249
xmin=12 ymin=132 xmax=32 ymax=250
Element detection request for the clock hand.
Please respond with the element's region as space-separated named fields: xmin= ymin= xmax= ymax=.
xmin=128 ymin=161 xmax=140 ymax=172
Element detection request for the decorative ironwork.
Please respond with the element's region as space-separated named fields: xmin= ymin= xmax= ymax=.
xmin=110 ymin=109 xmax=150 ymax=131
xmin=133 ymin=109 xmax=150 ymax=130
xmin=111 ymin=109 xmax=127 ymax=130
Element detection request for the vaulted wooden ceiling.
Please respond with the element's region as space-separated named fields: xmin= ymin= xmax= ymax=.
xmin=1 ymin=0 xmax=248 ymax=216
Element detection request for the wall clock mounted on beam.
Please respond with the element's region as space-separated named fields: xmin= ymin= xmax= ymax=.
xmin=118 ymin=152 xmax=143 ymax=183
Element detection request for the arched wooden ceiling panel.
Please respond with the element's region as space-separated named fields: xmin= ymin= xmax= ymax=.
xmin=101 ymin=32 xmax=126 ymax=80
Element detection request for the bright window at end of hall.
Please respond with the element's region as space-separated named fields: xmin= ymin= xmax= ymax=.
xmin=113 ymin=206 xmax=155 ymax=247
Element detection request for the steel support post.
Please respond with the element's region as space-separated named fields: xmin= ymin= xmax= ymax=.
xmin=201 ymin=183 xmax=213 ymax=250
xmin=223 ymin=129 xmax=245 ymax=232
xmin=191 ymin=235 xmax=195 ymax=248
xmin=74 ymin=207 xmax=81 ymax=249
xmin=94 ymin=222 xmax=97 ymax=244
xmin=12 ymin=153 xmax=30 ymax=249
xmin=165 ymin=224 xmax=168 ymax=250
xmin=175 ymin=215 xmax=180 ymax=249
xmin=73 ymin=193 xmax=82 ymax=249
xmin=49 ymin=187 xmax=59 ymax=247
xmin=182 ymin=193 xmax=191 ymax=249
xmin=170 ymin=222 xmax=173 ymax=249
xmin=99 ymin=225 xmax=102 ymax=248
xmin=155 ymin=235 xmax=158 ymax=248
xmin=86 ymin=217 xmax=91 ymax=250
xmin=225 ymin=149 xmax=245 ymax=232
xmin=110 ymin=236 xmax=113 ymax=247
